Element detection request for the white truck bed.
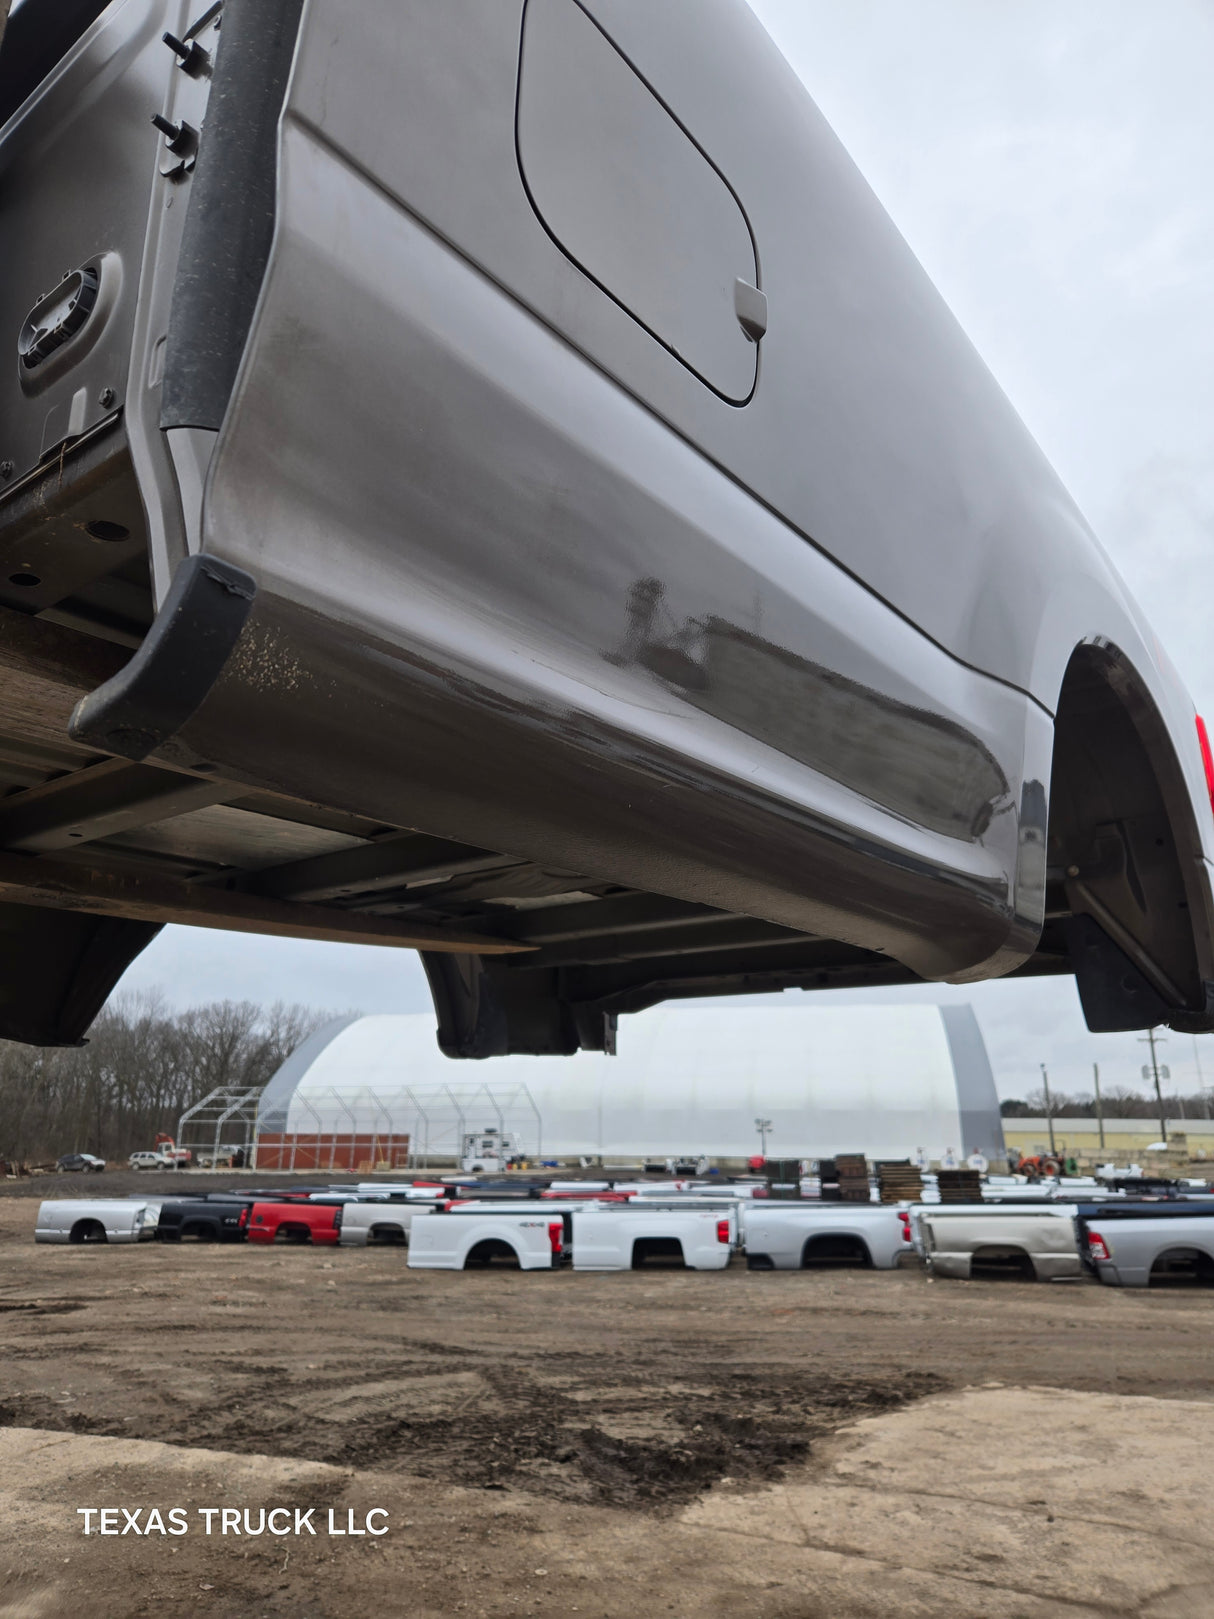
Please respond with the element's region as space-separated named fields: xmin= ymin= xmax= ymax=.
xmin=741 ymin=1202 xmax=912 ymax=1270
xmin=571 ymin=1207 xmax=735 ymax=1270
xmin=35 ymin=1199 xmax=159 ymax=1244
xmin=406 ymin=1209 xmax=564 ymax=1270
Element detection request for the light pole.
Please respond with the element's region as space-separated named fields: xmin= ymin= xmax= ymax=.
xmin=1040 ymin=1063 xmax=1056 ymax=1158
xmin=1093 ymin=1062 xmax=1105 ymax=1152
xmin=1139 ymin=1028 xmax=1169 ymax=1143
xmin=755 ymin=1117 xmax=773 ymax=1157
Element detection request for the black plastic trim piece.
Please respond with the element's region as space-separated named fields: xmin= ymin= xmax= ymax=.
xmin=161 ymin=0 xmax=306 ymax=431
xmin=422 ymin=951 xmax=618 ymax=1057
xmin=68 ymin=555 xmax=255 ymax=760
xmin=0 ymin=903 xmax=160 ymax=1046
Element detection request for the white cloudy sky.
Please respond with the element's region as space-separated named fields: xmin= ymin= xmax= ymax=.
xmin=121 ymin=2 xmax=1214 ymax=1105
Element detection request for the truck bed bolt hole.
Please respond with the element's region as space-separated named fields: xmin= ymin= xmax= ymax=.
xmin=85 ymin=520 xmax=129 ymax=542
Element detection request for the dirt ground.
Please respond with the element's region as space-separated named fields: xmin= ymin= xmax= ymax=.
xmin=1 ymin=1185 xmax=1213 ymax=1617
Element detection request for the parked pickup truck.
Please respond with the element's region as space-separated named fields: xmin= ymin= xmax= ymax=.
xmin=571 ymin=1207 xmax=735 ymax=1271
xmin=914 ymin=1204 xmax=1083 ymax=1281
xmin=1080 ymin=1204 xmax=1214 ymax=1288
xmin=407 ymin=1209 xmax=564 ymax=1271
xmin=246 ymin=1200 xmax=342 ymax=1246
xmin=35 ymin=1198 xmax=158 ymax=1244
xmin=741 ymin=1203 xmax=912 ymax=1271
xmin=156 ymin=1199 xmax=250 ymax=1243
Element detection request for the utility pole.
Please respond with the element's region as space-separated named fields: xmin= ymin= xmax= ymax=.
xmin=754 ymin=1117 xmax=772 ymax=1157
xmin=1139 ymin=1027 xmax=1168 ymax=1143
xmin=1092 ymin=1062 xmax=1105 ymax=1151
xmin=1193 ymin=1035 xmax=1209 ymax=1121
xmin=1040 ymin=1063 xmax=1056 ymax=1158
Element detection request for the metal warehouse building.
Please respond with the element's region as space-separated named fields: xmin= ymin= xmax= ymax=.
xmin=253 ymin=1003 xmax=1004 ymax=1168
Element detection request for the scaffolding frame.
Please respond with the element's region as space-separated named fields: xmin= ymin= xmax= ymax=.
xmin=177 ymin=1087 xmax=262 ymax=1168
xmin=256 ymin=1080 xmax=542 ymax=1169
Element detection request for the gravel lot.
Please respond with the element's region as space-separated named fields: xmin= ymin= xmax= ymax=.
xmin=2 ymin=1182 xmax=1212 ymax=1616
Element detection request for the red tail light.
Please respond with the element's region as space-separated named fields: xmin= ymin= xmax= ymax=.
xmin=548 ymin=1220 xmax=563 ymax=1254
xmin=716 ymin=1218 xmax=731 ymax=1244
xmin=238 ymin=1206 xmax=249 ymax=1229
xmin=1087 ymin=1231 xmax=1110 ymax=1262
xmin=1198 ymin=717 xmax=1214 ymax=821
xmin=898 ymin=1211 xmax=912 ymax=1243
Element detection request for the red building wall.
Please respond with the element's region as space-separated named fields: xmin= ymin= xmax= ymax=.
xmin=253 ymin=1134 xmax=411 ymax=1172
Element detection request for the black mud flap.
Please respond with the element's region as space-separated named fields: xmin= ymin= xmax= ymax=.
xmin=1064 ymin=912 xmax=1173 ymax=1032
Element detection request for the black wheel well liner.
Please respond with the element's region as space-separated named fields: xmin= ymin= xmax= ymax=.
xmin=464 ymin=1237 xmax=521 ymax=1266
xmin=368 ymin=1222 xmax=406 ymax=1241
xmin=801 ymin=1232 xmax=872 ymax=1266
xmin=1149 ymin=1245 xmax=1214 ymax=1273
xmin=1046 ymin=641 xmax=1213 ymax=1031
xmin=631 ymin=1236 xmax=686 ymax=1264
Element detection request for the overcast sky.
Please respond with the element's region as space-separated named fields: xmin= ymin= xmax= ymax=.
xmin=121 ymin=2 xmax=1214 ymax=1106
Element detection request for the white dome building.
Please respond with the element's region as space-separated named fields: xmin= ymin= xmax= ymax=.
xmin=254 ymin=1002 xmax=1004 ymax=1168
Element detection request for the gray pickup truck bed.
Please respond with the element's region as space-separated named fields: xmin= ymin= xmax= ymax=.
xmin=1080 ymin=1204 xmax=1214 ymax=1288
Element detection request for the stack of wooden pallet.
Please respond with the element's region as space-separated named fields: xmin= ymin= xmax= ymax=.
xmin=875 ymin=1161 xmax=924 ymax=1203
xmin=936 ymin=1168 xmax=983 ymax=1203
xmin=836 ymin=1152 xmax=871 ymax=1203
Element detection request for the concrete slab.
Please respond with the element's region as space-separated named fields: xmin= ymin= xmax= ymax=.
xmin=682 ymin=1385 xmax=1214 ymax=1615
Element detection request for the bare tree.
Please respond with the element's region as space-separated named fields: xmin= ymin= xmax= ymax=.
xmin=1025 ymin=1086 xmax=1073 ymax=1118
xmin=0 ymin=995 xmax=338 ymax=1163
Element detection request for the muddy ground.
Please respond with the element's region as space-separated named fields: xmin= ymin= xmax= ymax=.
xmin=1 ymin=1188 xmax=1212 ymax=1617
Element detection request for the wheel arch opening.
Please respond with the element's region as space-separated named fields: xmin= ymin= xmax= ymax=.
xmin=970 ymin=1244 xmax=1036 ymax=1281
xmin=1149 ymin=1246 xmax=1214 ymax=1285
xmin=801 ymin=1232 xmax=872 ymax=1269
xmin=464 ymin=1237 xmax=522 ymax=1268
xmin=631 ymin=1236 xmax=687 ymax=1268
xmin=1045 ymin=641 xmax=1214 ymax=1032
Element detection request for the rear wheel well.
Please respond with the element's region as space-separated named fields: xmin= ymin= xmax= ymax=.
xmin=801 ymin=1233 xmax=872 ymax=1269
xmin=368 ymin=1223 xmax=406 ymax=1245
xmin=1149 ymin=1247 xmax=1214 ymax=1285
xmin=69 ymin=1218 xmax=107 ymax=1243
xmin=970 ymin=1244 xmax=1036 ymax=1281
xmin=1046 ymin=644 xmax=1212 ymax=1031
xmin=464 ymin=1238 xmax=521 ymax=1269
xmin=631 ymin=1236 xmax=687 ymax=1268
xmin=274 ymin=1222 xmax=312 ymax=1244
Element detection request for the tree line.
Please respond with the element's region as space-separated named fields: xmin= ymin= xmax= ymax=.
xmin=1001 ymin=1086 xmax=1214 ymax=1120
xmin=0 ymin=993 xmax=332 ymax=1165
